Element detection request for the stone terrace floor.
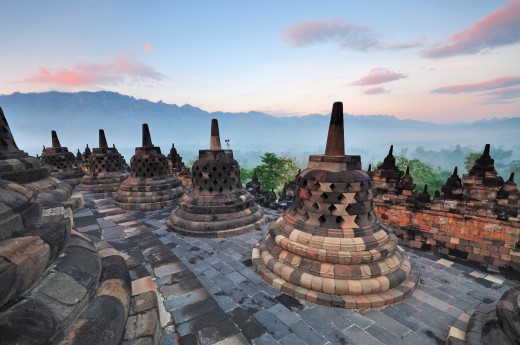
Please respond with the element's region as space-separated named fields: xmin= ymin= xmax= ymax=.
xmin=74 ymin=192 xmax=520 ymax=345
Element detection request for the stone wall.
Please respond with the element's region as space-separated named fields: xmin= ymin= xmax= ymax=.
xmin=374 ymin=198 xmax=520 ymax=269
xmin=370 ymin=144 xmax=520 ymax=271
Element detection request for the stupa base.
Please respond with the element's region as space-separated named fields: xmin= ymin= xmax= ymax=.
xmin=252 ymin=240 xmax=419 ymax=309
xmin=168 ymin=213 xmax=267 ymax=238
xmin=115 ymin=176 xmax=184 ymax=211
xmin=22 ymin=176 xmax=84 ymax=211
xmin=80 ymin=172 xmax=129 ymax=198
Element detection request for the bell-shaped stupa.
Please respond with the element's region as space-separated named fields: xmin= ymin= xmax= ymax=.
xmin=0 ymin=177 xmax=131 ymax=344
xmin=115 ymin=124 xmax=184 ymax=210
xmin=167 ymin=119 xmax=267 ymax=237
xmin=442 ymin=166 xmax=463 ymax=200
xmin=462 ymin=144 xmax=504 ymax=202
xmin=41 ymin=130 xmax=85 ymax=188
xmin=79 ymin=129 xmax=129 ymax=197
xmin=371 ymin=145 xmax=403 ymax=195
xmin=252 ymin=102 xmax=418 ymax=309
xmin=0 ymin=107 xmax=81 ymax=209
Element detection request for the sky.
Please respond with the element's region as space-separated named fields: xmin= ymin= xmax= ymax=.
xmin=1 ymin=0 xmax=519 ymax=123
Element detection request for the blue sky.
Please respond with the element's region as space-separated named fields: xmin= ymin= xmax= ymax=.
xmin=1 ymin=1 xmax=519 ymax=122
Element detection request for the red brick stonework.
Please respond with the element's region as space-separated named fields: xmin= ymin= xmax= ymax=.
xmin=371 ymin=144 xmax=520 ymax=271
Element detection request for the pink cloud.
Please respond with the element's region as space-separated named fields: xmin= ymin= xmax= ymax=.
xmin=352 ymin=67 xmax=407 ymax=86
xmin=481 ymin=86 xmax=520 ymax=104
xmin=363 ymin=86 xmax=388 ymax=95
xmin=432 ymin=76 xmax=520 ymax=94
xmin=384 ymin=36 xmax=426 ymax=50
xmin=23 ymin=53 xmax=163 ymax=87
xmin=422 ymin=1 xmax=520 ymax=58
xmin=281 ymin=19 xmax=423 ymax=51
xmin=143 ymin=43 xmax=154 ymax=52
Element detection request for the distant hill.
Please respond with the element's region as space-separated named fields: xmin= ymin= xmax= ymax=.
xmin=1 ymin=91 xmax=519 ymax=167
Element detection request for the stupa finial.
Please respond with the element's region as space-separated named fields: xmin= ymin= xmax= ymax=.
xmin=389 ymin=145 xmax=394 ymax=156
xmin=324 ymin=102 xmax=345 ymax=156
xmin=99 ymin=129 xmax=108 ymax=149
xmin=51 ymin=130 xmax=61 ymax=148
xmin=483 ymin=144 xmax=490 ymax=157
xmin=453 ymin=166 xmax=458 ymax=176
xmin=210 ymin=119 xmax=222 ymax=150
xmin=142 ymin=123 xmax=153 ymax=147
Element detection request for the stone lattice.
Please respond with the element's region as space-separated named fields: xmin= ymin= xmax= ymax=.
xmin=79 ymin=129 xmax=129 ymax=197
xmin=115 ymin=124 xmax=184 ymax=210
xmin=0 ymin=107 xmax=82 ymax=210
xmin=167 ymin=119 xmax=267 ymax=237
xmin=252 ymin=102 xmax=418 ymax=309
xmin=41 ymin=130 xmax=85 ymax=188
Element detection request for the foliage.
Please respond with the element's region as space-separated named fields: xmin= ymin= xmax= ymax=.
xmin=255 ymin=152 xmax=282 ymax=192
xmin=464 ymin=153 xmax=481 ymax=172
xmin=277 ymin=155 xmax=300 ymax=186
xmin=240 ymin=166 xmax=254 ymax=186
xmin=394 ymin=156 xmax=450 ymax=193
xmin=504 ymin=161 xmax=520 ymax=179
xmin=253 ymin=153 xmax=299 ymax=195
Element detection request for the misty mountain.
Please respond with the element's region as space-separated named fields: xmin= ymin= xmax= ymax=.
xmin=1 ymin=91 xmax=519 ymax=168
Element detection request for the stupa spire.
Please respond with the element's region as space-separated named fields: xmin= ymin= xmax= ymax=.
xmin=210 ymin=119 xmax=222 ymax=150
xmin=483 ymin=144 xmax=490 ymax=157
xmin=99 ymin=129 xmax=108 ymax=149
xmin=51 ymin=130 xmax=61 ymax=148
xmin=324 ymin=102 xmax=345 ymax=156
xmin=142 ymin=124 xmax=153 ymax=147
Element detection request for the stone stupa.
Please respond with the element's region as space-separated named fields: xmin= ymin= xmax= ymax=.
xmin=0 ymin=107 xmax=82 ymax=210
xmin=115 ymin=124 xmax=184 ymax=210
xmin=370 ymin=145 xmax=403 ymax=195
xmin=79 ymin=129 xmax=129 ymax=197
xmin=167 ymin=119 xmax=267 ymax=237
xmin=41 ymin=130 xmax=85 ymax=188
xmin=167 ymin=142 xmax=192 ymax=188
xmin=462 ymin=144 xmax=504 ymax=202
xmin=252 ymin=102 xmax=418 ymax=309
xmin=0 ymin=178 xmax=132 ymax=344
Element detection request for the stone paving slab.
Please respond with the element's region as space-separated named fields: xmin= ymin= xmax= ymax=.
xmin=75 ymin=196 xmax=520 ymax=345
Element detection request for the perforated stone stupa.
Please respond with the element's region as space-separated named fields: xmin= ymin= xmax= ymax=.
xmin=41 ymin=130 xmax=85 ymax=188
xmin=0 ymin=178 xmax=131 ymax=344
xmin=167 ymin=119 xmax=267 ymax=237
xmin=115 ymin=124 xmax=184 ymax=210
xmin=79 ymin=129 xmax=129 ymax=197
xmin=167 ymin=142 xmax=192 ymax=188
xmin=0 ymin=107 xmax=82 ymax=210
xmin=252 ymin=102 xmax=418 ymax=309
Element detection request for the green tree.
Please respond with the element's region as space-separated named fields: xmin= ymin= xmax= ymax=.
xmin=255 ymin=152 xmax=281 ymax=191
xmin=277 ymin=155 xmax=300 ymax=186
xmin=239 ymin=166 xmax=253 ymax=186
xmin=464 ymin=153 xmax=481 ymax=172
xmin=394 ymin=156 xmax=450 ymax=193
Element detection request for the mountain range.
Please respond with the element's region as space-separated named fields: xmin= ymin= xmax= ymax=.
xmin=1 ymin=91 xmax=519 ymax=167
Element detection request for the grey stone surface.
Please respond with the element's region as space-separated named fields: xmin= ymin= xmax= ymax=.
xmin=75 ymin=193 xmax=520 ymax=345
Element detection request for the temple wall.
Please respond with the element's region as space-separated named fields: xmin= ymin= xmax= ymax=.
xmin=374 ymin=198 xmax=520 ymax=269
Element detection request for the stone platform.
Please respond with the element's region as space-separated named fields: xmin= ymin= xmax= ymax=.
xmin=73 ymin=191 xmax=519 ymax=345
